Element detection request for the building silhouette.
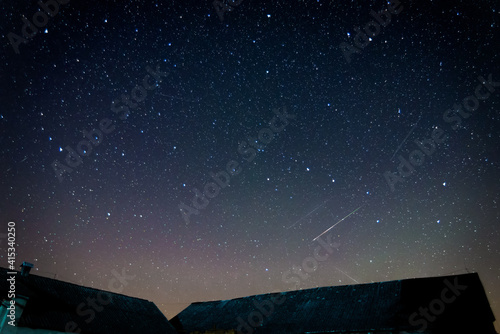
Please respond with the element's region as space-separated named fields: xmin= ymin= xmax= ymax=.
xmin=171 ymin=273 xmax=497 ymax=334
xmin=0 ymin=263 xmax=177 ymax=334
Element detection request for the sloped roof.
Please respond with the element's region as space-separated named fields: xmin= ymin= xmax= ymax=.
xmin=171 ymin=273 xmax=496 ymax=334
xmin=0 ymin=267 xmax=177 ymax=334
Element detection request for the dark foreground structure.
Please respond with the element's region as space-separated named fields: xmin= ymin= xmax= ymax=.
xmin=171 ymin=273 xmax=497 ymax=334
xmin=0 ymin=263 xmax=177 ymax=334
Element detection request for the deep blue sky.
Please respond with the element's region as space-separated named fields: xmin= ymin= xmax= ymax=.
xmin=0 ymin=0 xmax=499 ymax=330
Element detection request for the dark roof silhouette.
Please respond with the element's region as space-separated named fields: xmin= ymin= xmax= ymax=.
xmin=0 ymin=267 xmax=177 ymax=334
xmin=171 ymin=273 xmax=497 ymax=334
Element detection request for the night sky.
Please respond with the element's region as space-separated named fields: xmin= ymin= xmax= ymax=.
xmin=1 ymin=0 xmax=499 ymax=329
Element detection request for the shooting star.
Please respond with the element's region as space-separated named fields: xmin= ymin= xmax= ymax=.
xmin=334 ymin=266 xmax=359 ymax=284
xmin=6 ymin=156 xmax=28 ymax=172
xmin=390 ymin=114 xmax=422 ymax=160
xmin=287 ymin=198 xmax=332 ymax=229
xmin=312 ymin=204 xmax=364 ymax=242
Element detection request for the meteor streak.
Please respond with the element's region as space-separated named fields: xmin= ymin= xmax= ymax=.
xmin=287 ymin=198 xmax=332 ymax=229
xmin=390 ymin=114 xmax=422 ymax=160
xmin=312 ymin=204 xmax=364 ymax=242
xmin=333 ymin=266 xmax=359 ymax=284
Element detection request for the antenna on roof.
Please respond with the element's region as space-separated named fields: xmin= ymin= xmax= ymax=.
xmin=464 ymin=258 xmax=470 ymax=273
xmin=35 ymin=269 xmax=57 ymax=279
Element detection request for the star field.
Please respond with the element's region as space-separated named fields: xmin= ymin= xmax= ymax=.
xmin=0 ymin=0 xmax=499 ymax=329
